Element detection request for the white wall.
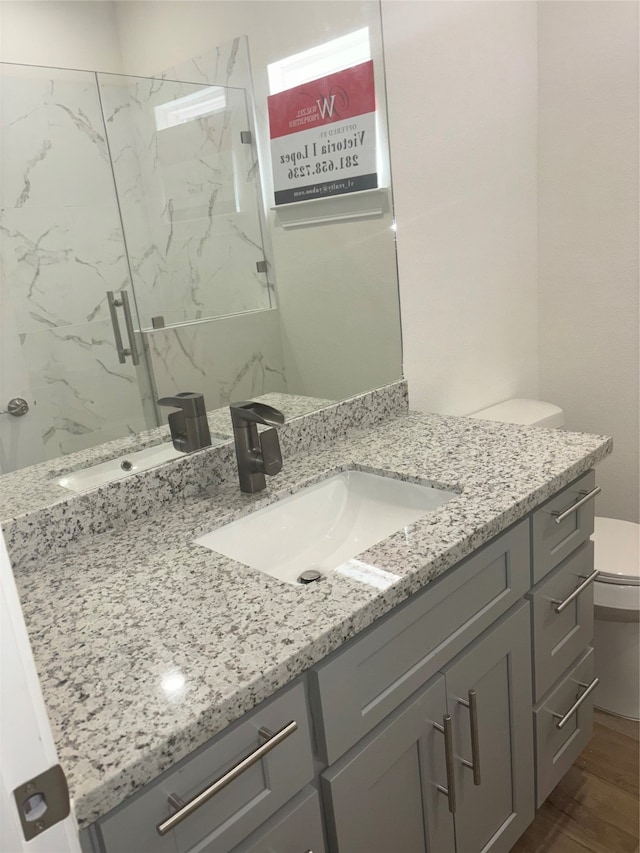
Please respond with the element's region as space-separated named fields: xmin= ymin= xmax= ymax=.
xmin=0 ymin=1 xmax=123 ymax=71
xmin=381 ymin=1 xmax=539 ymax=415
xmin=538 ymin=1 xmax=639 ymax=523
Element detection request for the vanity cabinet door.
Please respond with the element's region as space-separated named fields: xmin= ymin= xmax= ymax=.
xmin=443 ymin=602 xmax=534 ymax=853
xmin=321 ymin=674 xmax=455 ymax=853
xmin=229 ymin=786 xmax=327 ymax=853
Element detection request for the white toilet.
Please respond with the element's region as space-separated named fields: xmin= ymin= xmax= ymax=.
xmin=470 ymin=398 xmax=640 ymax=720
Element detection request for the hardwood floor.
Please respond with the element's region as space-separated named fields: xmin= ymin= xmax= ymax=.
xmin=511 ymin=710 xmax=640 ymax=853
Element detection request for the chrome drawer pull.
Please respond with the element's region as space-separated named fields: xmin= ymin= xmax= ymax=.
xmin=552 ymin=569 xmax=600 ymax=613
xmin=433 ymin=714 xmax=457 ymax=814
xmin=552 ymin=677 xmax=599 ymax=730
xmin=156 ymin=720 xmax=298 ymax=836
xmin=459 ymin=689 xmax=481 ymax=785
xmin=552 ymin=486 xmax=601 ymax=525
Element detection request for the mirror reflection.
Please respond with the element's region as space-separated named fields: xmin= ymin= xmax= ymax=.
xmin=0 ymin=1 xmax=403 ymax=478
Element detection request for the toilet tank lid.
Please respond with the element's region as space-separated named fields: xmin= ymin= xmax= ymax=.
xmin=594 ymin=516 xmax=640 ymax=585
xmin=470 ymin=398 xmax=565 ymax=428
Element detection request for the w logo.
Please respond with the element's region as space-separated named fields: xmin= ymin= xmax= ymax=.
xmin=316 ymin=95 xmax=336 ymax=119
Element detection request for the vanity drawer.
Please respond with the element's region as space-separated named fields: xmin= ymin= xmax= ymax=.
xmin=529 ymin=541 xmax=595 ymax=700
xmin=534 ymin=646 xmax=596 ymax=807
xmin=95 ymin=681 xmax=314 ymax=853
xmin=531 ymin=470 xmax=597 ymax=583
xmin=230 ymin=786 xmax=326 ymax=853
xmin=310 ymin=520 xmax=530 ymax=764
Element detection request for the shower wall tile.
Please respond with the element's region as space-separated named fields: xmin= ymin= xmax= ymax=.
xmin=146 ymin=309 xmax=286 ymax=412
xmin=162 ymin=36 xmax=251 ymax=90
xmin=0 ymin=73 xmax=113 ymax=209
xmin=23 ymin=320 xmax=148 ymax=460
xmin=1 ymin=65 xmax=153 ymax=464
xmin=0 ymin=206 xmax=130 ymax=334
xmin=100 ymin=71 xmax=272 ymax=330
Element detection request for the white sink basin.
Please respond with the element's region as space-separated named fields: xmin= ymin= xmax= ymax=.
xmin=55 ymin=438 xmax=225 ymax=493
xmin=195 ymin=470 xmax=457 ymax=586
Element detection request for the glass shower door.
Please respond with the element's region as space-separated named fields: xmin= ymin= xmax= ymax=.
xmin=96 ymin=73 xmax=272 ymax=330
xmin=0 ymin=63 xmax=156 ymax=468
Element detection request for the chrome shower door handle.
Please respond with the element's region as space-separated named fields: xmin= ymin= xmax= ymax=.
xmin=107 ymin=290 xmax=140 ymax=365
xmin=120 ymin=290 xmax=140 ymax=365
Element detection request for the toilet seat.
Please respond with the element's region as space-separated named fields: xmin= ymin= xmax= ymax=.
xmin=593 ymin=516 xmax=640 ymax=620
xmin=470 ymin=398 xmax=565 ymax=429
xmin=593 ymin=517 xmax=640 ymax=586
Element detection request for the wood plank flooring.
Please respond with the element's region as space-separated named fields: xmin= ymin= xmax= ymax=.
xmin=511 ymin=710 xmax=639 ymax=853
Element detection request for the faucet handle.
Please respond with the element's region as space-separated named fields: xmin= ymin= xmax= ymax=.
xmin=230 ymin=401 xmax=285 ymax=428
xmin=157 ymin=391 xmax=211 ymax=453
xmin=158 ymin=392 xmax=207 ymax=418
xmin=259 ymin=428 xmax=282 ymax=476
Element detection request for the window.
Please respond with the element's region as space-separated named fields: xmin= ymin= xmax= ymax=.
xmin=267 ymin=27 xmax=371 ymax=95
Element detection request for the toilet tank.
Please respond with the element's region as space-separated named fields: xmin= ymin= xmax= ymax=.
xmin=470 ymin=398 xmax=565 ymax=429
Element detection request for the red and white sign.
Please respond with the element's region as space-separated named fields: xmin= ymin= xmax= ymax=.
xmin=268 ymin=60 xmax=377 ymax=205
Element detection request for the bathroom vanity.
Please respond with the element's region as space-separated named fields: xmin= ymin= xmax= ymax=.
xmin=1 ymin=383 xmax=610 ymax=853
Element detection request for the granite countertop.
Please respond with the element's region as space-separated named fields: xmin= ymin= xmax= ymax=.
xmin=12 ymin=407 xmax=611 ymax=830
xmin=0 ymin=392 xmax=333 ymax=520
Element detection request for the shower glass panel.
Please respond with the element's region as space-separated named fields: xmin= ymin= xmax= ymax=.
xmin=0 ymin=63 xmax=157 ymax=464
xmin=97 ymin=74 xmax=272 ymax=329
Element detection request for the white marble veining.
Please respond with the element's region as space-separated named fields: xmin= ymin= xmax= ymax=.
xmin=0 ymin=64 xmax=153 ymax=466
xmin=146 ymin=309 xmax=287 ymax=411
xmin=4 ymin=381 xmax=610 ymax=829
xmin=99 ymin=67 xmax=270 ymax=330
xmin=1 ymin=45 xmax=277 ymax=472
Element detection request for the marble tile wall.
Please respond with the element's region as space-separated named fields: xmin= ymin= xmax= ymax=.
xmin=100 ymin=36 xmax=285 ymax=420
xmin=1 ymin=40 xmax=284 ymax=473
xmin=98 ymin=63 xmax=273 ymax=329
xmin=0 ymin=65 xmax=153 ymax=468
xmin=145 ymin=308 xmax=287 ymax=412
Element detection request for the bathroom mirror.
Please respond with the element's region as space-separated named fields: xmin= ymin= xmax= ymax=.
xmin=0 ymin=0 xmax=402 ymax=477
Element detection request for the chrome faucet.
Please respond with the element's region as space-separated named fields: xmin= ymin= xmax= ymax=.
xmin=230 ymin=401 xmax=285 ymax=493
xmin=157 ymin=392 xmax=212 ymax=453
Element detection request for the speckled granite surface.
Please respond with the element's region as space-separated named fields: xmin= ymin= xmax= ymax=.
xmin=1 ymin=383 xmax=408 ymax=568
xmin=9 ymin=387 xmax=610 ymax=830
xmin=0 ymin=391 xmax=336 ymax=520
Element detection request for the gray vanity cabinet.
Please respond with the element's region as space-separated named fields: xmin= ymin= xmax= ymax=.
xmin=443 ymin=602 xmax=534 ymax=853
xmin=89 ymin=681 xmax=315 ymax=853
xmin=230 ymin=787 xmax=327 ymax=853
xmin=321 ymin=674 xmax=454 ymax=853
xmin=322 ymin=602 xmax=534 ymax=853
xmin=80 ymin=471 xmax=600 ymax=853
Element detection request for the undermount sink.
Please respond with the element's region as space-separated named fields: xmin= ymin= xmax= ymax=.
xmin=194 ymin=469 xmax=458 ymax=586
xmin=55 ymin=436 xmax=226 ymax=493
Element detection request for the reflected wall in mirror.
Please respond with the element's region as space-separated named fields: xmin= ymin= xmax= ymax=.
xmin=0 ymin=1 xmax=403 ymax=476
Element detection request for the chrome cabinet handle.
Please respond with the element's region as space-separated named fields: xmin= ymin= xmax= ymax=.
xmin=156 ymin=720 xmax=297 ymax=836
xmin=552 ymin=486 xmax=601 ymax=524
xmin=552 ymin=569 xmax=600 ymax=614
xmin=552 ymin=677 xmax=599 ymax=730
xmin=459 ymin=689 xmax=481 ymax=785
xmin=107 ymin=290 xmax=140 ymax=365
xmin=433 ymin=714 xmax=457 ymax=814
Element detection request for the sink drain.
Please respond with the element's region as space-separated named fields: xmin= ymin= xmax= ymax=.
xmin=120 ymin=460 xmax=134 ymax=471
xmin=297 ymin=569 xmax=323 ymax=584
